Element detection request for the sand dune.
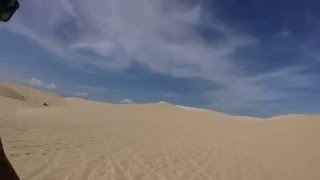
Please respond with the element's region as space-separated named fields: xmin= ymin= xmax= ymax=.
xmin=0 ymin=82 xmax=319 ymax=180
xmin=0 ymin=84 xmax=25 ymax=101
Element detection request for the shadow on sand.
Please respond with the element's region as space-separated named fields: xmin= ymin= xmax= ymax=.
xmin=0 ymin=137 xmax=20 ymax=180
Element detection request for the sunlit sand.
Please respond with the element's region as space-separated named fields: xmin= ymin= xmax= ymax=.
xmin=1 ymin=81 xmax=319 ymax=180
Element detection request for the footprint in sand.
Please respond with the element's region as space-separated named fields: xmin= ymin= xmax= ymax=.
xmin=6 ymin=140 xmax=21 ymax=143
xmin=25 ymin=151 xmax=37 ymax=156
xmin=11 ymin=145 xmax=30 ymax=149
xmin=10 ymin=153 xmax=20 ymax=157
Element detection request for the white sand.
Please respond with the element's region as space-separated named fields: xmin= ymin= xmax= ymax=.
xmin=0 ymin=81 xmax=319 ymax=180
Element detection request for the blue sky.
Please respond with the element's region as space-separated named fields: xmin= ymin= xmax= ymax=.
xmin=0 ymin=0 xmax=319 ymax=117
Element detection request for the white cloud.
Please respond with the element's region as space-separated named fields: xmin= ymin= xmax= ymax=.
xmin=30 ymin=77 xmax=45 ymax=87
xmin=75 ymin=92 xmax=88 ymax=97
xmin=45 ymin=83 xmax=57 ymax=90
xmin=120 ymin=99 xmax=136 ymax=104
xmin=29 ymin=78 xmax=56 ymax=90
xmin=4 ymin=0 xmax=252 ymax=80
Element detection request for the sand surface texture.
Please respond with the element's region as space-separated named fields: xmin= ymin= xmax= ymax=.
xmin=0 ymin=81 xmax=319 ymax=180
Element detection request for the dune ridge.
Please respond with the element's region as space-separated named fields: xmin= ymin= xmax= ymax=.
xmin=0 ymin=81 xmax=319 ymax=180
xmin=0 ymin=84 xmax=25 ymax=101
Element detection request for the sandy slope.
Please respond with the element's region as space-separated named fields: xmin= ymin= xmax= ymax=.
xmin=0 ymin=82 xmax=319 ymax=180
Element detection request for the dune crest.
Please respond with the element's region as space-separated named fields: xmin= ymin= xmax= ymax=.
xmin=0 ymin=81 xmax=319 ymax=180
xmin=0 ymin=84 xmax=25 ymax=101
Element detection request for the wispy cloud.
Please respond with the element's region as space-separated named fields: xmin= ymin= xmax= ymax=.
xmin=5 ymin=0 xmax=253 ymax=75
xmin=120 ymin=99 xmax=136 ymax=104
xmin=5 ymin=1 xmax=255 ymax=85
xmin=30 ymin=77 xmax=44 ymax=87
xmin=75 ymin=92 xmax=88 ymax=97
xmin=45 ymin=83 xmax=57 ymax=90
xmin=29 ymin=77 xmax=57 ymax=90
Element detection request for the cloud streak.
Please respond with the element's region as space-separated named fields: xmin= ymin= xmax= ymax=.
xmin=75 ymin=92 xmax=88 ymax=97
xmin=120 ymin=99 xmax=136 ymax=104
xmin=29 ymin=77 xmax=57 ymax=90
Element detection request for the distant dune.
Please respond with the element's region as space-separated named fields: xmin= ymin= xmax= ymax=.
xmin=0 ymin=81 xmax=319 ymax=180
